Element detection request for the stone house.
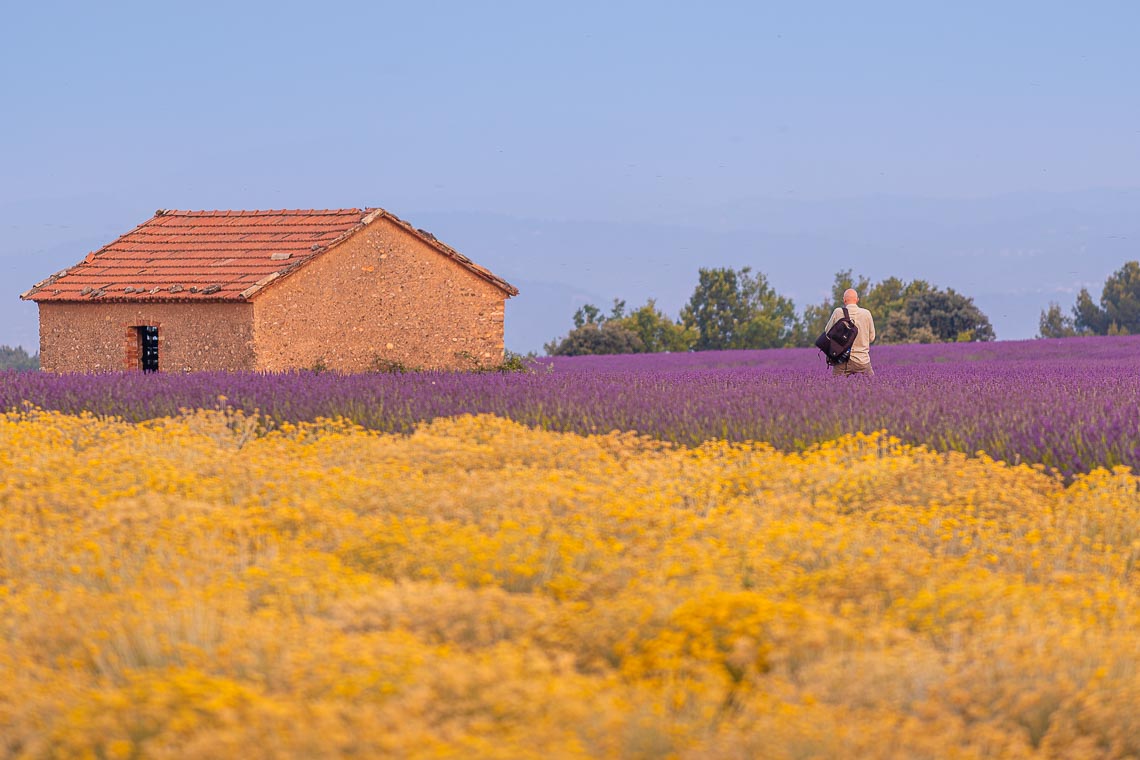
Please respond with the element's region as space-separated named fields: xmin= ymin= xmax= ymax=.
xmin=21 ymin=208 xmax=517 ymax=373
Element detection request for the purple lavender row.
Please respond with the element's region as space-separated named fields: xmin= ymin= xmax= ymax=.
xmin=3 ymin=336 xmax=1139 ymax=476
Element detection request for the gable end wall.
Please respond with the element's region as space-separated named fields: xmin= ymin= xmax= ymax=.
xmin=251 ymin=218 xmax=508 ymax=371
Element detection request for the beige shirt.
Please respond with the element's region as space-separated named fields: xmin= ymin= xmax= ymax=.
xmin=825 ymin=304 xmax=876 ymax=363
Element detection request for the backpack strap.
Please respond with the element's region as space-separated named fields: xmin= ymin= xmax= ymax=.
xmin=842 ymin=306 xmax=851 ymax=321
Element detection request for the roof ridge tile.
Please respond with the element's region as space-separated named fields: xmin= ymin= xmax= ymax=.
xmin=163 ymin=208 xmax=365 ymax=217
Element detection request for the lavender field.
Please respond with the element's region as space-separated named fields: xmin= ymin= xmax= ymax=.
xmin=3 ymin=336 xmax=1139 ymax=476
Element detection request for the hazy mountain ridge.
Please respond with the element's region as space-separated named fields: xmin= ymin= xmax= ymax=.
xmin=416 ymin=189 xmax=1139 ymax=352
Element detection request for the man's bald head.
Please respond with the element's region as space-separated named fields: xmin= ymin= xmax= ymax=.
xmin=843 ymin=288 xmax=859 ymax=305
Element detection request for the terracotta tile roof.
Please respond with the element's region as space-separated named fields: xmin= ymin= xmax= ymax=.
xmin=21 ymin=208 xmax=518 ymax=303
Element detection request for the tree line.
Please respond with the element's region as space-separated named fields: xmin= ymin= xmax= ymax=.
xmin=1038 ymin=261 xmax=1140 ymax=338
xmin=4 ymin=262 xmax=1136 ymax=367
xmin=0 ymin=345 xmax=38 ymax=371
xmin=546 ymin=267 xmax=995 ymax=356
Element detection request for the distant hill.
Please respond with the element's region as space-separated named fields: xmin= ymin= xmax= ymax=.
xmin=413 ymin=188 xmax=1140 ymax=352
xmin=3 ymin=188 xmax=1137 ymax=355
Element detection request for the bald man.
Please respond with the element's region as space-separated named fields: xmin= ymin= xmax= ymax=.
xmin=824 ymin=288 xmax=877 ymax=376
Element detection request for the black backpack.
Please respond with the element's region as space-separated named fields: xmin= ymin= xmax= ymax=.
xmin=814 ymin=306 xmax=859 ymax=365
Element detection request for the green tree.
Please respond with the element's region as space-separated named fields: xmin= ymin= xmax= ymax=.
xmin=545 ymin=322 xmax=645 ymax=356
xmin=0 ymin=345 xmax=38 ymax=371
xmin=610 ymin=299 xmax=696 ymax=353
xmin=1066 ymin=261 xmax=1140 ymax=336
xmin=862 ymin=278 xmax=934 ymax=343
xmin=797 ymin=270 xmax=994 ymax=345
xmin=1037 ymin=302 xmax=1079 ymax=339
xmin=680 ymin=267 xmax=798 ymax=351
xmin=903 ymin=289 xmax=995 ymax=342
xmin=794 ymin=271 xmax=943 ymax=346
xmin=572 ymin=298 xmax=626 ymax=328
xmin=1073 ymin=288 xmax=1109 ymax=335
xmin=1097 ymin=260 xmax=1140 ymax=334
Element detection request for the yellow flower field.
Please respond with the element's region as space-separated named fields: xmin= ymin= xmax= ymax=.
xmin=1 ymin=409 xmax=1139 ymax=758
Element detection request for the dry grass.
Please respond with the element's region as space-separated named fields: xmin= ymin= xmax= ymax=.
xmin=1 ymin=409 xmax=1138 ymax=758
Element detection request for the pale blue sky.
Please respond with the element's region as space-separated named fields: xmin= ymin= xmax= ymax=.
xmin=2 ymin=1 xmax=1138 ymax=351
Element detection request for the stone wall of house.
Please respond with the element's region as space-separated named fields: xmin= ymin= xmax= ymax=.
xmin=36 ymin=302 xmax=255 ymax=373
xmin=251 ymin=216 xmax=509 ymax=372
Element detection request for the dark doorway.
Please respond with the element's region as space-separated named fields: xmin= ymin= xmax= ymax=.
xmin=136 ymin=326 xmax=159 ymax=372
